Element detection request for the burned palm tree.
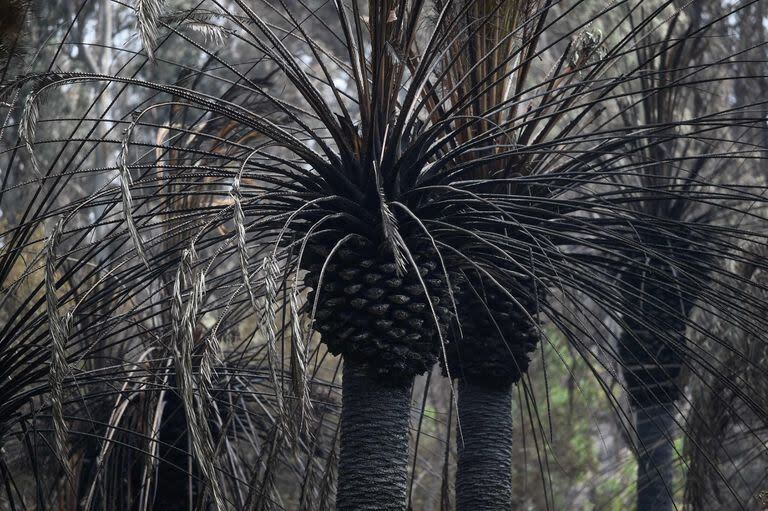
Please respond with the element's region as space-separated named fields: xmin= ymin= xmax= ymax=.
xmin=427 ymin=2 xmax=548 ymax=508
xmin=603 ymin=13 xmax=764 ymax=508
xmin=3 ymin=2 xmax=466 ymax=508
xmin=426 ymin=1 xmax=768 ymax=508
xmin=1 ymin=1 xmax=768 ymax=510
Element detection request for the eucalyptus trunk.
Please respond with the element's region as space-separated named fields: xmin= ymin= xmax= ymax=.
xmin=455 ymin=380 xmax=514 ymax=510
xmin=336 ymin=360 xmax=412 ymax=511
xmin=636 ymin=404 xmax=675 ymax=511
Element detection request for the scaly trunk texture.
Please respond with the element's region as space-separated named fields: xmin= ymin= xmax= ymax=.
xmin=636 ymin=404 xmax=675 ymax=511
xmin=336 ymin=361 xmax=412 ymax=511
xmin=455 ymin=380 xmax=514 ymax=510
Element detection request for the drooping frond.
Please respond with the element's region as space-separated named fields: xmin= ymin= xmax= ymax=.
xmin=135 ymin=0 xmax=166 ymax=62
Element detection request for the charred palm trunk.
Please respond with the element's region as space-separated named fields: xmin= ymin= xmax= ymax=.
xmin=619 ymin=324 xmax=681 ymax=511
xmin=153 ymin=384 xmax=195 ymax=511
xmin=619 ymin=259 xmax=687 ymax=511
xmin=304 ymin=236 xmax=450 ymax=511
xmin=337 ymin=361 xmax=412 ymax=510
xmin=635 ymin=404 xmax=675 ymax=511
xmin=444 ymin=277 xmax=539 ymax=510
xmin=455 ymin=379 xmax=514 ymax=509
xmin=155 ymin=384 xmax=194 ymax=510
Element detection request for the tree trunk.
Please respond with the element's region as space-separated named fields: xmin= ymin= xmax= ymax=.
xmin=336 ymin=360 xmax=412 ymax=511
xmin=455 ymin=380 xmax=514 ymax=510
xmin=155 ymin=385 xmax=194 ymax=510
xmin=636 ymin=404 xmax=675 ymax=511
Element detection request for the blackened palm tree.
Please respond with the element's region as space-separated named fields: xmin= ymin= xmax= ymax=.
xmin=2 ymin=1 xmax=768 ymax=510
xmin=605 ymin=14 xmax=761 ymax=508
xmin=425 ymin=1 xmax=768 ymax=508
xmin=428 ymin=2 xmax=545 ymax=507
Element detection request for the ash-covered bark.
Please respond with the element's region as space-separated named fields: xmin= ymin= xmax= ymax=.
xmin=444 ymin=277 xmax=537 ymax=510
xmin=336 ymin=361 xmax=412 ymax=511
xmin=455 ymin=380 xmax=514 ymax=510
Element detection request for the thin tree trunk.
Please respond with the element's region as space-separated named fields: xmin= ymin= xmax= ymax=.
xmin=336 ymin=360 xmax=412 ymax=511
xmin=636 ymin=404 xmax=675 ymax=511
xmin=455 ymin=380 xmax=513 ymax=510
xmin=155 ymin=384 xmax=194 ymax=510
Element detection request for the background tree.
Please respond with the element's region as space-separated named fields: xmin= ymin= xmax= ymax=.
xmin=608 ymin=13 xmax=723 ymax=510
